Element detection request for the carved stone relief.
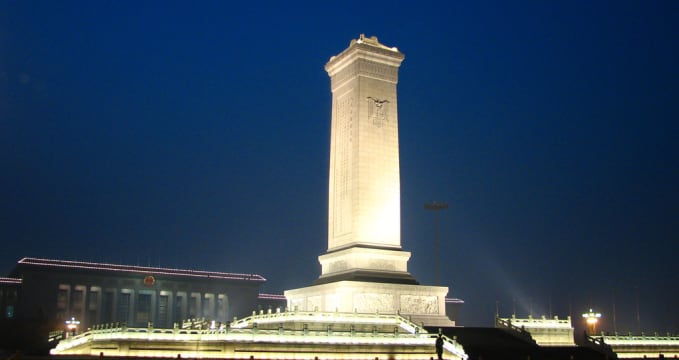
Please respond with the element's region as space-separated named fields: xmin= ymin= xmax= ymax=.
xmin=400 ymin=295 xmax=438 ymax=314
xmin=354 ymin=293 xmax=394 ymax=313
xmin=333 ymin=93 xmax=353 ymax=237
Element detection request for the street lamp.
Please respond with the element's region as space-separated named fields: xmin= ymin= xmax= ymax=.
xmin=65 ymin=316 xmax=80 ymax=336
xmin=582 ymin=308 xmax=602 ymax=335
xmin=424 ymin=201 xmax=448 ymax=286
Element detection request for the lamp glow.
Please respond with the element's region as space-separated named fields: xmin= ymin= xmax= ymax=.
xmin=582 ymin=309 xmax=602 ymax=334
xmin=65 ymin=317 xmax=80 ymax=336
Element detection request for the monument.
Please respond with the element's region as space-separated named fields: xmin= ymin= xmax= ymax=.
xmin=49 ymin=35 xmax=469 ymax=359
xmin=286 ymin=34 xmax=457 ymax=327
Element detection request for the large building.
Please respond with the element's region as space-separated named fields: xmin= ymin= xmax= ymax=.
xmin=2 ymin=257 xmax=271 ymax=333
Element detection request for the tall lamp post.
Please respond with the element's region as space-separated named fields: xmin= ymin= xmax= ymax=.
xmin=424 ymin=201 xmax=448 ymax=286
xmin=582 ymin=308 xmax=602 ymax=335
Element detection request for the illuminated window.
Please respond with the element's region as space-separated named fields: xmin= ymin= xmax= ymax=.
xmin=174 ymin=294 xmax=186 ymax=323
xmin=117 ymin=293 xmax=130 ymax=323
xmin=157 ymin=295 xmax=169 ymax=328
xmin=102 ymin=291 xmax=114 ymax=323
xmin=88 ymin=291 xmax=98 ymax=310
xmin=56 ymin=285 xmax=70 ymax=320
xmin=188 ymin=296 xmax=197 ymax=318
xmin=5 ymin=305 xmax=13 ymax=318
xmin=189 ymin=293 xmax=201 ymax=319
xmin=217 ymin=295 xmax=227 ymax=322
xmin=72 ymin=290 xmax=83 ymax=306
xmin=202 ymin=294 xmax=214 ymax=319
xmin=136 ymin=294 xmax=151 ymax=324
xmin=57 ymin=288 xmax=68 ymax=309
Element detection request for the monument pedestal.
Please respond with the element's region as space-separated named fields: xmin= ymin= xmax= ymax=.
xmin=285 ymin=281 xmax=455 ymax=327
xmin=316 ymin=246 xmax=418 ymax=284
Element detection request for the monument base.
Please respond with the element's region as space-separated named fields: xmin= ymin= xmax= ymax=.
xmin=317 ymin=246 xmax=418 ymax=284
xmin=51 ymin=310 xmax=469 ymax=360
xmin=285 ymin=280 xmax=455 ymax=327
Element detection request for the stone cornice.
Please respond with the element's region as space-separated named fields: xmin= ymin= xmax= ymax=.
xmin=325 ymin=35 xmax=404 ymax=78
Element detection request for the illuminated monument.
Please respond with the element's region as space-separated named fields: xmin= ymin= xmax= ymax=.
xmin=286 ymin=34 xmax=457 ymax=327
xmin=47 ymin=35 xmax=677 ymax=360
xmin=50 ymin=35 xmax=468 ymax=360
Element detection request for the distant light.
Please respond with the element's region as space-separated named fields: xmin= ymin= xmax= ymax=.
xmin=65 ymin=317 xmax=80 ymax=331
xmin=582 ymin=309 xmax=602 ymax=333
xmin=582 ymin=309 xmax=602 ymax=320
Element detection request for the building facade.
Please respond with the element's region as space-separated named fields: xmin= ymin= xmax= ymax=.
xmin=6 ymin=257 xmax=268 ymax=332
xmin=0 ymin=277 xmax=20 ymax=320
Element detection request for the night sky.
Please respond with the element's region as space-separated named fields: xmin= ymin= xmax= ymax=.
xmin=1 ymin=1 xmax=678 ymax=333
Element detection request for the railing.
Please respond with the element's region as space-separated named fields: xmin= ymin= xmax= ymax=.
xmin=583 ymin=333 xmax=617 ymax=358
xmin=53 ymin=310 xmax=469 ymax=360
xmin=231 ymin=308 xmax=425 ymax=332
xmin=89 ymin=322 xmax=127 ymax=330
xmin=54 ymin=323 xmax=437 ymax=351
xmin=427 ymin=332 xmax=468 ymax=360
xmin=48 ymin=330 xmax=64 ymax=343
xmin=598 ymin=332 xmax=679 ymax=345
xmin=231 ymin=309 xmax=467 ymax=359
xmin=498 ymin=315 xmax=572 ymax=328
xmin=494 ymin=316 xmax=537 ymax=344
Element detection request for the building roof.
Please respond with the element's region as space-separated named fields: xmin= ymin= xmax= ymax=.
xmin=258 ymin=293 xmax=286 ymax=300
xmin=14 ymin=257 xmax=266 ymax=282
xmin=0 ymin=276 xmax=22 ymax=285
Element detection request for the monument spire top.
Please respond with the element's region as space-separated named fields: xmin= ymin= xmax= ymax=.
xmin=353 ymin=34 xmax=398 ymax=51
xmin=327 ymin=34 xmax=402 ymax=68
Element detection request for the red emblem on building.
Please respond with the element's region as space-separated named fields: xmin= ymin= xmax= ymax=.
xmin=143 ymin=275 xmax=155 ymax=286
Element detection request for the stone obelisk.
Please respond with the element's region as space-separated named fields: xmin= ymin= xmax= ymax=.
xmin=319 ymin=34 xmax=416 ymax=285
xmin=285 ymin=35 xmax=456 ymax=326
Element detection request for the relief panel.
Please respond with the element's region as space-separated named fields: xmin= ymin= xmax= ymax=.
xmin=400 ymin=295 xmax=438 ymax=314
xmin=332 ymin=91 xmax=354 ymax=238
xmin=353 ymin=293 xmax=394 ymax=313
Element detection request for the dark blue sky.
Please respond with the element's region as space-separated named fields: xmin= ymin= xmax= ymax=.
xmin=1 ymin=1 xmax=677 ymax=332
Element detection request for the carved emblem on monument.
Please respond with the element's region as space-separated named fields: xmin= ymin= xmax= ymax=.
xmin=366 ymin=97 xmax=389 ymax=128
